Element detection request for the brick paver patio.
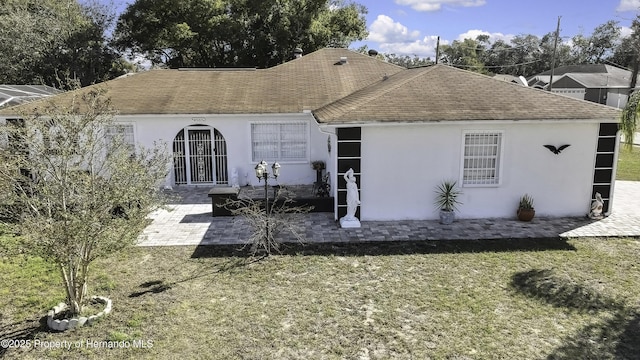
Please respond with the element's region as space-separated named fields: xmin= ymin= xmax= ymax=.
xmin=138 ymin=181 xmax=640 ymax=247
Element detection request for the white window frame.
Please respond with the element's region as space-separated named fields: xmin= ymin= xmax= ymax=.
xmin=250 ymin=121 xmax=309 ymax=163
xmin=460 ymin=130 xmax=504 ymax=187
xmin=106 ymin=123 xmax=135 ymax=154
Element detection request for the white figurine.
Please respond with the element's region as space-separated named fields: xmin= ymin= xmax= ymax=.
xmin=589 ymin=192 xmax=604 ymax=219
xmin=340 ymin=168 xmax=361 ymax=228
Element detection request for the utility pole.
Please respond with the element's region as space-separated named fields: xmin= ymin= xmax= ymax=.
xmin=630 ymin=18 xmax=640 ymax=94
xmin=548 ymin=16 xmax=561 ymax=92
xmin=435 ymin=36 xmax=440 ymax=64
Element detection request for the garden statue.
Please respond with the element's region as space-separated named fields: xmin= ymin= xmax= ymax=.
xmin=340 ymin=168 xmax=361 ymax=228
xmin=589 ymin=192 xmax=604 ymax=219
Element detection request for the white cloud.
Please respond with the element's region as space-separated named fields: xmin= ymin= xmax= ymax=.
xmin=379 ymin=36 xmax=447 ymax=59
xmin=368 ymin=15 xmax=421 ymax=43
xmin=395 ymin=0 xmax=486 ymax=12
xmin=617 ymin=0 xmax=640 ymax=12
xmin=456 ymin=29 xmax=515 ymax=44
xmin=621 ymin=26 xmax=633 ymax=38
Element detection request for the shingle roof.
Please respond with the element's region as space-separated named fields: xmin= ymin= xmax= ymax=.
xmin=313 ymin=64 xmax=622 ymax=124
xmin=0 ymin=48 xmax=403 ymax=116
xmin=534 ymin=64 xmax=639 ymax=89
xmin=559 ymin=72 xmax=636 ymax=89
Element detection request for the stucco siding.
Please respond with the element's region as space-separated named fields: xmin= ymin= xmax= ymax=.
xmin=359 ymin=122 xmax=600 ymax=220
xmin=117 ymin=113 xmax=327 ymax=187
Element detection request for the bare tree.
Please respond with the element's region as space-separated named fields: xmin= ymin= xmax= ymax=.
xmin=222 ymin=188 xmax=312 ymax=256
xmin=0 ymin=88 xmax=170 ymax=316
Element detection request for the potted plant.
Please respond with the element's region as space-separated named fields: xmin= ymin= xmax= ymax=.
xmin=517 ymin=194 xmax=535 ymax=221
xmin=434 ymin=180 xmax=462 ymax=224
xmin=311 ymin=160 xmax=325 ymax=171
xmin=311 ymin=160 xmax=326 ymax=186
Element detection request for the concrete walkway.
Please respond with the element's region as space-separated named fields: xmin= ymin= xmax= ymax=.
xmin=138 ymin=181 xmax=640 ymax=247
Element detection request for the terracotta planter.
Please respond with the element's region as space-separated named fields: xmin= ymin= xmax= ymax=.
xmin=517 ymin=208 xmax=535 ymax=222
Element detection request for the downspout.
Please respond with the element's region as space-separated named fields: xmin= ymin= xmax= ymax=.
xmin=310 ymin=111 xmax=339 ymax=220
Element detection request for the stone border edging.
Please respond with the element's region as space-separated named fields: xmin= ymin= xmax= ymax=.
xmin=46 ymin=296 xmax=112 ymax=331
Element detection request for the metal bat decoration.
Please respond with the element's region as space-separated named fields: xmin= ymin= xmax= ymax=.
xmin=543 ymin=144 xmax=571 ymax=154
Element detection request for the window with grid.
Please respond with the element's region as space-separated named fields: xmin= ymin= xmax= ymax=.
xmin=251 ymin=122 xmax=307 ymax=162
xmin=106 ymin=124 xmax=135 ymax=154
xmin=43 ymin=121 xmax=80 ymax=155
xmin=462 ymin=131 xmax=503 ymax=186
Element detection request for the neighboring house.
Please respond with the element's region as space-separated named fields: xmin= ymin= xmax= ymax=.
xmin=0 ymin=85 xmax=63 ymax=108
xmin=528 ymin=64 xmax=640 ymax=109
xmin=0 ymin=49 xmax=622 ymax=221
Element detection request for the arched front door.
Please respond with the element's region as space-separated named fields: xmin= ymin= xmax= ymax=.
xmin=172 ymin=125 xmax=228 ymax=185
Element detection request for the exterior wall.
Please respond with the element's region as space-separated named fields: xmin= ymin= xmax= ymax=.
xmin=553 ymin=76 xmax=583 ymax=89
xmin=585 ymin=88 xmax=607 ymax=105
xmin=116 ymin=113 xmax=327 ymax=187
xmin=551 ymin=88 xmax=586 ymax=101
xmin=553 ymin=87 xmax=629 ymax=109
xmin=606 ymin=88 xmax=630 ymax=109
xmin=358 ymin=122 xmax=600 ymax=220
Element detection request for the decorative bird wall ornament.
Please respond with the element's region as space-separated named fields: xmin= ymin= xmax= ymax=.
xmin=543 ymin=144 xmax=571 ymax=154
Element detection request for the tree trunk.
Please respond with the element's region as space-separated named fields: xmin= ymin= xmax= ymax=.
xmin=60 ymin=261 xmax=87 ymax=317
xmin=631 ymin=56 xmax=639 ymax=93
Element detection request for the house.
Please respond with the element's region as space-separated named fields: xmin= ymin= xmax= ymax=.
xmin=315 ymin=64 xmax=621 ymax=220
xmin=0 ymin=49 xmax=403 ymax=188
xmin=0 ymin=49 xmax=622 ymax=221
xmin=528 ymin=64 xmax=640 ymax=109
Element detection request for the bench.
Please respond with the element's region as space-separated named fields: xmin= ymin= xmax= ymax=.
xmin=207 ymin=187 xmax=240 ymax=216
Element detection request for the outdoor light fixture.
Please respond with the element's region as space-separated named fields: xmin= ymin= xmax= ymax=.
xmin=271 ymin=162 xmax=280 ymax=178
xmin=254 ymin=160 xmax=267 ymax=179
xmin=253 ymin=160 xmax=281 ymax=246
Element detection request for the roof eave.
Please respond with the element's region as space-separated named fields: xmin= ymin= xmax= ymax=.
xmin=318 ymin=117 xmax=621 ymax=127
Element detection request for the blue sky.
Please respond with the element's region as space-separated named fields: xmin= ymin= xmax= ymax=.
xmin=109 ymin=0 xmax=639 ymax=59
xmin=353 ymin=0 xmax=639 ymax=58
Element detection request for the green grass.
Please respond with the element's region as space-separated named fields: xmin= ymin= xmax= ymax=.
xmin=0 ymin=230 xmax=64 ymax=321
xmin=617 ymin=145 xmax=640 ymax=181
xmin=2 ymin=238 xmax=640 ymax=359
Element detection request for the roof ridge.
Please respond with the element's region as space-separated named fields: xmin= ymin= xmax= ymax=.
xmin=265 ymin=47 xmax=406 ymax=73
xmin=314 ymin=65 xmax=436 ymax=119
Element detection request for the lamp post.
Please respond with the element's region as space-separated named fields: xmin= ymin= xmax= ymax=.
xmin=254 ymin=160 xmax=280 ymax=244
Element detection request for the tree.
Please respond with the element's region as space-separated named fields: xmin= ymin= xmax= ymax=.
xmin=619 ymin=15 xmax=640 ymax=149
xmin=479 ymin=39 xmax=514 ymax=74
xmin=609 ymin=35 xmax=637 ymax=69
xmin=0 ymin=89 xmax=170 ymax=316
xmin=381 ymin=53 xmax=433 ymax=68
xmin=587 ymin=20 xmax=621 ymax=63
xmin=0 ymin=0 xmax=130 ymax=88
xmin=439 ymin=38 xmax=488 ymax=74
xmin=221 ymin=188 xmax=312 ymax=257
xmin=570 ymin=20 xmax=621 ymax=64
xmin=621 ymin=91 xmax=640 ymax=149
xmin=113 ymin=0 xmax=368 ymax=68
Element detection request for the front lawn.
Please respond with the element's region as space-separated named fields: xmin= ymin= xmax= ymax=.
xmin=617 ymin=145 xmax=640 ymax=181
xmin=2 ymin=238 xmax=640 ymax=359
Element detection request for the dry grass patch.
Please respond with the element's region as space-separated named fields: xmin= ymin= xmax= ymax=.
xmin=1 ymin=238 xmax=640 ymax=359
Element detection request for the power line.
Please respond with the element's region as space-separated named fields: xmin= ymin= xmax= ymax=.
xmin=444 ymin=59 xmax=542 ymax=69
